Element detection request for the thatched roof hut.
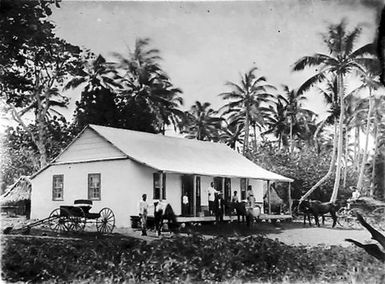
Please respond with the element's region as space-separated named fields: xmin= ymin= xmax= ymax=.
xmin=0 ymin=176 xmax=31 ymax=206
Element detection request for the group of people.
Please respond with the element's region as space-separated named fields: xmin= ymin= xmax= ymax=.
xmin=137 ymin=182 xmax=258 ymax=236
xmin=208 ymin=182 xmax=256 ymax=223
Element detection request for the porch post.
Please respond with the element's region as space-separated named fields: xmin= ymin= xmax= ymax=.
xmin=288 ymin=182 xmax=292 ymax=216
xmin=159 ymin=171 xmax=163 ymax=201
xmin=193 ymin=175 xmax=197 ymax=217
xmin=267 ymin=180 xmax=271 ymax=215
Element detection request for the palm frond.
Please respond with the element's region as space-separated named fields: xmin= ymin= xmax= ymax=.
xmin=292 ymin=53 xmax=333 ymax=71
xmin=297 ymin=72 xmax=327 ymax=95
xmin=351 ymin=43 xmax=377 ymax=58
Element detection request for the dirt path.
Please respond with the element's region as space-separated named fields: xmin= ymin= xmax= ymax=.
xmin=115 ymin=220 xmax=376 ymax=247
xmin=1 ymin=216 xmax=378 ymax=247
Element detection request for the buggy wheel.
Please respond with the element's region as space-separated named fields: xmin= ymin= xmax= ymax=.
xmin=49 ymin=208 xmax=69 ymax=233
xmin=97 ymin=208 xmax=115 ymax=233
xmin=345 ymin=216 xmax=361 ymax=229
xmin=336 ymin=208 xmax=350 ymax=228
xmin=67 ymin=207 xmax=86 ymax=233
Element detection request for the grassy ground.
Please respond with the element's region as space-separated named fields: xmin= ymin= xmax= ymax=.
xmin=1 ymin=222 xmax=385 ymax=283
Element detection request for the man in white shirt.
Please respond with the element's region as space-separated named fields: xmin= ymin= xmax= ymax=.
xmin=352 ymin=188 xmax=361 ymax=200
xmin=182 ymin=194 xmax=189 ymax=216
xmin=208 ymin=182 xmax=218 ymax=215
xmin=138 ymin=194 xmax=149 ymax=236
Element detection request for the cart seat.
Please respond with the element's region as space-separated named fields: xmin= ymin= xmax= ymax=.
xmin=74 ymin=199 xmax=93 ymax=214
xmin=85 ymin=212 xmax=101 ymax=219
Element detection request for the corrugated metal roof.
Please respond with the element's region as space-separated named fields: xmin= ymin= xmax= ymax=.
xmin=88 ymin=125 xmax=293 ymax=182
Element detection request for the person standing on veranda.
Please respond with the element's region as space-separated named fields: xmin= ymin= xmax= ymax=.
xmin=138 ymin=194 xmax=149 ymax=236
xmin=208 ymin=182 xmax=218 ymax=215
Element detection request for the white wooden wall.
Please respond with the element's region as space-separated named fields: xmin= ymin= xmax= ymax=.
xmin=55 ymin=128 xmax=125 ymax=163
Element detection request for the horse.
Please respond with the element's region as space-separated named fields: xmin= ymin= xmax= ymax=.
xmin=228 ymin=201 xmax=261 ymax=227
xmin=153 ymin=201 xmax=178 ymax=236
xmin=291 ymin=199 xmax=313 ymax=225
xmin=300 ymin=200 xmax=338 ymax=228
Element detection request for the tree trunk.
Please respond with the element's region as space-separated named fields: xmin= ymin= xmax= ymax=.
xmin=253 ymin=124 xmax=257 ymax=150
xmin=330 ymin=74 xmax=345 ymax=202
xmin=354 ymin=127 xmax=360 ymax=171
xmin=243 ymin=111 xmax=250 ymax=156
xmin=370 ymin=118 xmax=378 ymax=196
xmin=343 ymin=128 xmax=349 ymax=189
xmin=36 ymin=111 xmax=48 ymax=168
xmin=9 ymin=103 xmax=47 ymax=168
xmin=313 ymin=119 xmax=327 ymax=154
xmin=300 ymin=123 xmax=338 ymax=202
xmin=289 ymin=117 xmax=293 ymax=154
xmin=357 ymin=93 xmax=373 ymax=191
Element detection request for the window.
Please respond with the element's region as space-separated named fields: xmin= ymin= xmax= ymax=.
xmin=52 ymin=175 xmax=64 ymax=201
xmin=240 ymin=178 xmax=247 ymax=200
xmin=153 ymin=173 xmax=166 ymax=200
xmin=88 ymin=174 xmax=101 ymax=200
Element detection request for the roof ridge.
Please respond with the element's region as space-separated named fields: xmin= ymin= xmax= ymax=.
xmin=89 ymin=124 xmax=229 ymax=147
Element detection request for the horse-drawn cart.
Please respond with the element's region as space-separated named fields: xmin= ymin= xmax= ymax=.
xmin=4 ymin=199 xmax=115 ymax=234
xmin=337 ymin=197 xmax=385 ymax=230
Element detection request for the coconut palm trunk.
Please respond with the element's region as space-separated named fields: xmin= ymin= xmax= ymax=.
xmin=354 ymin=127 xmax=360 ymax=170
xmin=357 ymin=92 xmax=374 ymax=191
xmin=299 ymin=123 xmax=338 ymax=202
xmin=243 ymin=111 xmax=250 ymax=155
xmin=343 ymin=128 xmax=349 ymax=189
xmin=289 ymin=117 xmax=294 ymax=154
xmin=330 ymin=74 xmax=344 ymax=202
xmin=370 ymin=118 xmax=378 ymax=195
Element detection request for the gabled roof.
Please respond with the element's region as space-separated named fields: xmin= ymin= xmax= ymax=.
xmin=78 ymin=125 xmax=293 ymax=182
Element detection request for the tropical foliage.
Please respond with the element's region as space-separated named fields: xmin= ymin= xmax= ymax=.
xmin=1 ymin=0 xmax=384 ymax=205
xmin=293 ymin=20 xmax=378 ymax=202
xmin=182 ymin=101 xmax=223 ymax=141
xmin=2 ymin=233 xmax=385 ymax=283
xmin=0 ymin=0 xmax=83 ymax=168
xmin=219 ymin=67 xmax=275 ymax=155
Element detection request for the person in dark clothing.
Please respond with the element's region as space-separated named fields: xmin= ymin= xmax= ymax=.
xmin=214 ymin=193 xmax=225 ymax=223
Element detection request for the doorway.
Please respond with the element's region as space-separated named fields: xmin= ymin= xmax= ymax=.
xmin=214 ymin=177 xmax=223 ymax=194
xmin=181 ymin=175 xmax=194 ymax=216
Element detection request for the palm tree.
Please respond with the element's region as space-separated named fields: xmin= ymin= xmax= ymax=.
xmin=65 ymin=53 xmax=120 ymax=92
xmin=182 ymin=101 xmax=223 ymax=141
xmin=219 ymin=120 xmax=244 ymax=151
xmin=220 ymin=67 xmax=275 ymax=155
xmin=263 ymin=98 xmax=289 ymax=149
xmin=355 ymin=72 xmax=382 ymax=191
xmin=293 ymin=21 xmax=376 ymax=202
xmin=264 ymin=86 xmax=316 ymax=152
xmin=369 ymin=96 xmax=385 ymax=194
xmin=64 ymin=53 xmax=121 ymax=129
xmin=280 ymin=86 xmax=315 ymax=153
xmin=113 ymin=38 xmax=183 ymax=133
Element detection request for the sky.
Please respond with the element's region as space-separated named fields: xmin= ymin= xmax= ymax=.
xmin=48 ymin=0 xmax=381 ymax=123
xmin=0 ymin=0 xmax=382 ymax=133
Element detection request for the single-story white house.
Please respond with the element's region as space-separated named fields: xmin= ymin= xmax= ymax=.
xmin=30 ymin=124 xmax=293 ymax=227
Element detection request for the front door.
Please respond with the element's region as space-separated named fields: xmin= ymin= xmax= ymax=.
xmin=224 ymin=178 xmax=231 ymax=203
xmin=181 ymin=175 xmax=194 ymax=216
xmin=195 ymin=176 xmax=201 ymax=215
xmin=224 ymin=178 xmax=231 ymax=215
xmin=214 ymin=177 xmax=223 ymax=194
